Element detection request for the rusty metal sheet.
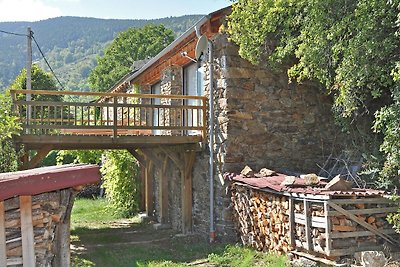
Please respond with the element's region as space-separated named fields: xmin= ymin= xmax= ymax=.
xmin=0 ymin=164 xmax=101 ymax=201
xmin=225 ymin=172 xmax=386 ymax=197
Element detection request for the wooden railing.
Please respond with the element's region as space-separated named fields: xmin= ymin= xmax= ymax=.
xmin=10 ymin=90 xmax=207 ymax=139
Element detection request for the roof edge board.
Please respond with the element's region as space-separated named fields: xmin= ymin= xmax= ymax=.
xmin=126 ymin=15 xmax=210 ymax=84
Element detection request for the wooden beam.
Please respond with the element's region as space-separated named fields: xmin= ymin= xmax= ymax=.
xmin=53 ymin=190 xmax=74 ymax=267
xmin=145 ymin=161 xmax=154 ymax=217
xmin=16 ymin=134 xmax=202 ymax=151
xmin=181 ymin=150 xmax=196 ymax=234
xmin=20 ymin=145 xmax=53 ymax=170
xmin=159 ymin=156 xmax=169 ymax=224
xmin=184 ymin=150 xmax=196 ymax=180
xmin=0 ymin=202 xmax=6 ymax=267
xmin=12 ymin=89 xmax=205 ymax=100
xmin=159 ymin=146 xmax=184 ymax=172
xmin=288 ymin=197 xmax=295 ymax=248
xmin=304 ymin=199 xmax=312 ymax=251
xmin=140 ymin=148 xmax=163 ymax=167
xmin=20 ymin=195 xmax=35 ymax=267
xmin=328 ymin=201 xmax=398 ymax=245
xmin=140 ymin=167 xmax=146 ymax=212
xmin=324 ymin=201 xmax=332 ymax=256
xmin=127 ymin=148 xmax=147 ymax=167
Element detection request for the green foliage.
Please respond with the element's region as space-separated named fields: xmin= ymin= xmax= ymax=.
xmin=228 ymin=0 xmax=400 ymax=188
xmin=0 ymin=139 xmax=19 ymax=172
xmin=88 ymin=24 xmax=174 ymax=92
xmin=387 ymin=196 xmax=400 ymax=234
xmin=208 ymin=244 xmax=288 ymax=267
xmin=373 ymin=93 xmax=400 ymax=187
xmin=101 ymin=150 xmax=140 ymax=217
xmin=9 ymin=65 xmax=62 ymax=103
xmin=9 ymin=64 xmax=57 ymax=90
xmin=0 ymin=93 xmax=21 ymax=141
xmin=0 ymin=84 xmax=21 ymax=173
xmin=57 ymin=150 xmax=103 ymax=165
xmin=72 ymin=257 xmax=95 ymax=267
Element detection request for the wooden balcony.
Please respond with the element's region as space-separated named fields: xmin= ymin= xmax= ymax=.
xmin=10 ymin=90 xmax=207 ymax=151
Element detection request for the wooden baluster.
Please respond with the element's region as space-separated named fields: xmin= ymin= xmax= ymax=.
xmin=106 ymin=106 xmax=110 ymax=126
xmin=88 ymin=106 xmax=91 ymax=126
xmin=60 ymin=104 xmax=63 ymax=126
xmin=74 ymin=104 xmax=77 ymax=127
xmin=191 ymin=106 xmax=194 ymax=128
xmin=113 ymin=96 xmax=117 ymax=138
xmin=133 ymin=106 xmax=136 ymax=126
xmin=40 ymin=106 xmax=44 ymax=135
xmin=80 ymin=105 xmax=84 ymax=126
xmin=100 ymin=106 xmax=103 ymax=126
xmin=127 ymin=106 xmax=130 ymax=127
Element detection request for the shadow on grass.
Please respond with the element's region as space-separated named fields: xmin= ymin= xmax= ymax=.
xmin=71 ymin=221 xmax=226 ymax=267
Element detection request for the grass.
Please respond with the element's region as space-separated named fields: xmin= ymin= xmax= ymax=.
xmin=71 ymin=198 xmax=126 ymax=230
xmin=71 ymin=198 xmax=289 ymax=267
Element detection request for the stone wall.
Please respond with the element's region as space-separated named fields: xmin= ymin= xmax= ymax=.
xmin=139 ymin=32 xmax=348 ymax=241
xmin=212 ymin=33 xmax=346 ymax=175
xmin=160 ymin=65 xmax=183 ymax=135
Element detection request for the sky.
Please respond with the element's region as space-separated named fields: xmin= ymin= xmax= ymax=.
xmin=0 ymin=0 xmax=232 ymax=22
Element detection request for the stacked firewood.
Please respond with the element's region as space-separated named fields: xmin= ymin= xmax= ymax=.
xmin=4 ymin=190 xmax=73 ymax=266
xmin=231 ymin=186 xmax=398 ymax=259
xmin=231 ymin=185 xmax=293 ymax=253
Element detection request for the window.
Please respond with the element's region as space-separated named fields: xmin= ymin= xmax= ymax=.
xmin=183 ymin=63 xmax=204 ymax=135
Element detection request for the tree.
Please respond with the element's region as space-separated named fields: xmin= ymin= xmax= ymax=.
xmin=8 ymin=64 xmax=62 ymax=102
xmin=227 ymin=0 xmax=400 ymax=188
xmin=88 ymin=24 xmax=174 ymax=92
xmin=2 ymin=65 xmax=62 ymax=170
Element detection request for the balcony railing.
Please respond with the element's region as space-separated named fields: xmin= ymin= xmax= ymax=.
xmin=10 ymin=90 xmax=207 ymax=139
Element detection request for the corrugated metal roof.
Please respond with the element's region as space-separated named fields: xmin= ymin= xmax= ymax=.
xmin=224 ymin=172 xmax=385 ymax=197
xmin=0 ymin=164 xmax=101 ymax=201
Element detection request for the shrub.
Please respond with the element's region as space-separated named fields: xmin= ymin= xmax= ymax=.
xmin=101 ymin=150 xmax=140 ymax=217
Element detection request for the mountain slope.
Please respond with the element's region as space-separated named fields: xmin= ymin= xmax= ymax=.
xmin=0 ymin=15 xmax=203 ymax=91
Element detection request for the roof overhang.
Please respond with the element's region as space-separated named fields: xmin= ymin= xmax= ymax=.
xmin=107 ymin=6 xmax=231 ymax=91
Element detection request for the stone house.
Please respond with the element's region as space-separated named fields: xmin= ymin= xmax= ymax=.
xmin=109 ymin=6 xmax=346 ymax=240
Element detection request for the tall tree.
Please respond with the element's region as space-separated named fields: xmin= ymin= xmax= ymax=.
xmin=1 ymin=65 xmax=62 ymax=171
xmin=227 ymin=0 xmax=400 ymax=188
xmin=8 ymin=64 xmax=62 ymax=102
xmin=88 ymin=24 xmax=174 ymax=92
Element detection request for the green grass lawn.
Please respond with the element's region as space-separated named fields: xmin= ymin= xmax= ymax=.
xmin=71 ymin=198 xmax=289 ymax=267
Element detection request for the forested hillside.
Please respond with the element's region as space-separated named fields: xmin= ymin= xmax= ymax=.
xmin=0 ymin=15 xmax=203 ymax=91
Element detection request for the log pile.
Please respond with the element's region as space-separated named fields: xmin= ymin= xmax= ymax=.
xmin=228 ymin=167 xmax=400 ymax=259
xmin=231 ymin=185 xmax=292 ymax=253
xmin=3 ymin=189 xmax=75 ymax=266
